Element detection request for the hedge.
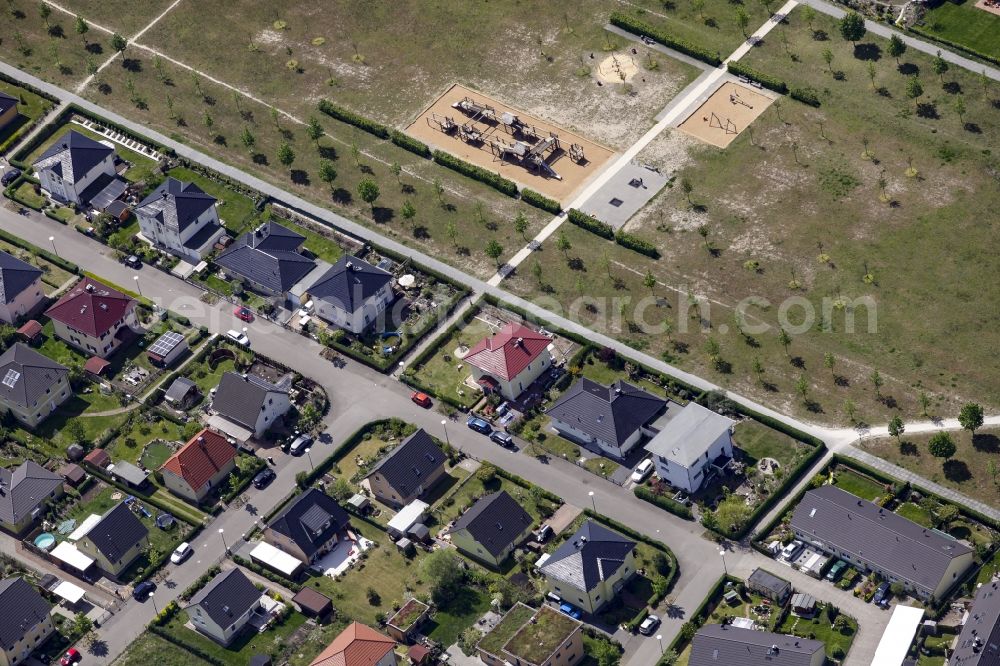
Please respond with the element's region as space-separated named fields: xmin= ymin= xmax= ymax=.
xmin=10 ymin=103 xmax=75 ymax=168
xmin=390 ymin=130 xmax=431 ymax=158
xmin=610 ymin=12 xmax=722 ymax=66
xmin=790 ymin=86 xmax=821 ymax=107
xmin=566 ymin=208 xmax=613 ymax=240
xmin=495 ymin=466 xmax=562 ymax=504
xmin=614 ymin=230 xmax=660 ymax=258
xmin=633 ymin=485 xmax=693 ymax=520
xmin=907 ymin=26 xmax=1000 ymax=68
xmin=232 ymin=554 xmax=303 ymax=590
xmin=520 ymin=188 xmax=561 ymax=214
xmin=432 ymin=150 xmax=518 ymax=197
xmin=317 ymin=99 xmax=389 ymax=139
xmin=726 ymin=61 xmax=788 ymax=94
xmin=0 ymin=226 xmax=79 ymax=273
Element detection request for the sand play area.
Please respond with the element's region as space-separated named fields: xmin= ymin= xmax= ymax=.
xmin=678 ymin=81 xmax=775 ymax=148
xmin=597 ymin=54 xmax=639 ymax=83
xmin=406 ymin=83 xmax=614 ymax=202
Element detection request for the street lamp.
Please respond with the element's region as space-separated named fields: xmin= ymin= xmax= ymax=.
xmin=588 ymin=491 xmax=597 ymax=513
xmin=304 ymin=447 xmax=314 ymax=471
xmin=719 ymin=549 xmax=728 ymax=575
xmin=48 ymin=236 xmax=58 ymax=256
xmin=656 ymin=634 xmax=663 ymax=653
xmin=149 ymin=591 xmax=159 ymax=616
xmin=133 ymin=274 xmax=142 ymax=297
xmin=440 ymin=419 xmax=451 ymax=447
xmin=218 ymin=527 xmax=228 ymax=553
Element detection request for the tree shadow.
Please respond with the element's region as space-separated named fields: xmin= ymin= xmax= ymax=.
xmin=942 ymin=81 xmax=962 ymax=95
xmin=916 ymin=102 xmax=939 ymax=119
xmin=742 ymin=334 xmax=760 ymax=348
xmin=331 ymin=188 xmax=352 ymax=204
xmin=853 ymin=43 xmax=881 ymax=61
xmin=122 ymin=58 xmax=142 ymax=72
xmin=373 ymin=206 xmax=394 ymax=224
xmin=212 ymin=134 xmax=227 ymax=146
xmin=48 ymin=24 xmax=65 ymax=38
xmin=881 ymin=395 xmax=898 ymax=409
xmin=202 ymin=95 xmax=216 ymax=106
xmin=834 ymin=375 xmax=850 ymax=387
xmin=832 ymin=70 xmax=846 ymax=81
xmin=812 ymin=30 xmax=828 ymax=41
xmin=251 ymin=152 xmax=268 ymax=165
xmin=964 ymin=122 xmax=982 ymax=134
xmin=898 ymin=62 xmax=919 ymax=76
xmin=318 ymin=146 xmax=338 ymax=160
xmin=762 ymin=381 xmax=779 ymax=393
xmin=900 ymin=441 xmax=919 ymax=456
xmin=290 ymin=169 xmax=310 ymax=186
xmin=876 ymin=86 xmax=892 ymax=98
xmin=692 ymin=203 xmax=708 ymax=214
xmin=280 ymin=128 xmax=293 ymax=140
xmin=708 ymin=246 xmax=722 ymax=258
xmin=401 ymin=183 xmax=415 ymax=194
xmin=412 ymin=225 xmax=429 ymax=239
xmin=805 ymin=399 xmax=824 ymax=414
xmin=10 ymin=9 xmax=25 ymax=19
xmin=567 ymin=257 xmax=585 ymax=271
xmin=672 ymin=341 xmax=689 ymax=355
xmin=973 ymin=433 xmax=1000 ymax=453
xmin=993 ymin=99 xmax=1000 ymax=110
xmin=97 ymin=82 xmax=112 ymax=95
xmin=86 ymin=43 xmax=103 ymax=55
xmin=358 ymin=164 xmax=374 ymax=175
xmin=943 ymin=460 xmax=971 ymax=483
xmin=790 ymin=356 xmax=805 ymax=369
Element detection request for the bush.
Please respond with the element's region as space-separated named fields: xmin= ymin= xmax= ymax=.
xmin=390 ymin=130 xmax=431 ymax=158
xmin=790 ymin=87 xmax=821 ymax=107
xmin=567 ymin=208 xmax=614 ymax=239
xmin=610 ymin=12 xmax=721 ymax=66
xmin=318 ymin=100 xmax=390 ymax=139
xmin=634 ymin=486 xmax=693 ymax=520
xmin=521 ymin=188 xmax=561 ymax=214
xmin=614 ymin=230 xmax=660 ymax=258
xmin=432 ymin=150 xmax=518 ymax=197
xmin=726 ymin=61 xmax=788 ymax=94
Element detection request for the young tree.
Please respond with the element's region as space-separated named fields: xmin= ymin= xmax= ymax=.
xmin=38 ymin=2 xmax=50 ymax=28
xmin=445 ymin=220 xmax=458 ymax=246
xmin=932 ymin=50 xmax=949 ymax=81
xmin=838 ymin=11 xmax=866 ymax=46
xmin=928 ymin=432 xmax=956 ymax=461
xmin=823 ymin=351 xmax=836 ymax=379
xmin=433 ymin=178 xmax=445 ymax=206
xmin=867 ymin=61 xmax=877 ymax=89
xmin=734 ymin=6 xmax=750 ymax=38
xmin=390 ymin=161 xmax=402 ymax=186
xmin=318 ymin=161 xmax=337 ymax=190
xmin=802 ymin=5 xmax=817 ymax=32
xmin=110 ymin=32 xmax=127 ymax=60
xmin=919 ymin=391 xmax=932 ymax=417
xmin=643 ymin=269 xmax=656 ymax=295
xmin=240 ymin=126 xmax=256 ymax=155
xmin=556 ymin=230 xmax=571 ymax=258
xmin=697 ymin=225 xmax=711 ymax=253
xmin=75 ymin=16 xmax=88 ymax=46
xmin=350 ymin=142 xmax=361 ymax=167
xmin=752 ymin=356 xmax=765 ymax=386
xmin=270 ymin=106 xmax=281 ymax=131
xmin=532 ymin=260 xmax=543 ymax=285
xmin=153 ymin=55 xmax=167 ymax=83
xmin=821 ymin=48 xmax=834 ymax=74
xmin=400 ymin=200 xmax=416 ymax=224
xmin=795 ymin=375 xmax=810 ymax=404
xmin=485 ymin=239 xmax=504 ymax=266
xmin=887 ymin=34 xmax=906 ymax=65
xmin=953 ymin=96 xmax=967 ymax=125
xmin=357 ymin=177 xmax=380 ymax=216
xmin=870 ymin=368 xmax=883 ymax=399
xmin=203 ymin=110 xmax=213 ymax=130
xmin=277 ymin=142 xmax=295 ymax=172
xmin=306 ymin=115 xmax=325 ymax=147
xmin=513 ymin=211 xmax=529 ymax=240
xmin=906 ymin=76 xmax=923 ymax=108
xmin=680 ymin=177 xmax=694 ymax=205
xmin=844 ymin=399 xmax=857 ymax=423
xmin=778 ymin=327 xmax=792 ymax=356
xmin=958 ymin=402 xmax=984 ymax=437
xmin=888 ymin=415 xmax=904 ymax=444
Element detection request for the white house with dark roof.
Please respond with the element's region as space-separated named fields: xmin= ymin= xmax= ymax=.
xmin=0 ymin=577 xmax=54 ymax=666
xmin=0 ymin=460 xmax=63 ymax=534
xmin=0 ymin=343 xmax=70 ymax=428
xmin=32 ymin=130 xmax=117 ymax=206
xmin=263 ymin=488 xmax=351 ymax=565
xmin=135 ymin=177 xmax=225 ymax=262
xmin=644 ymin=402 xmax=735 ymax=493
xmin=791 ymin=485 xmax=974 ymax=601
xmin=304 ymin=256 xmax=394 ymax=334
xmin=952 ymin=580 xmax=1000 ymax=665
xmin=44 ymin=277 xmax=138 ymax=359
xmin=185 ymin=568 xmax=265 ymax=645
xmin=74 ymin=501 xmax=149 ymax=578
xmin=362 ymin=429 xmax=447 ymax=509
xmin=209 ymin=371 xmax=291 ymax=441
xmin=546 ymin=378 xmax=669 ymax=459
xmin=0 ymin=251 xmax=44 ymax=325
xmin=688 ymin=624 xmax=825 ymax=666
xmin=446 ymin=491 xmax=533 ymax=568
xmin=538 ymin=520 xmax=637 ymax=613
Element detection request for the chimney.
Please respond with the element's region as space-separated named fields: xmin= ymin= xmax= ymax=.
xmin=85 ymin=283 xmax=95 ymax=293
xmin=516 ymin=337 xmax=524 ymax=347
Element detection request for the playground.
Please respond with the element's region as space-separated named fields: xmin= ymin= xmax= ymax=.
xmin=678 ymin=81 xmax=775 ymax=148
xmin=406 ymin=83 xmax=615 ymax=202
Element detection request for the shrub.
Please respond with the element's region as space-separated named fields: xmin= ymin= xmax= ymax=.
xmin=726 ymin=61 xmax=788 ymax=94
xmin=521 ymin=188 xmax=561 ymax=214
xmin=432 ymin=150 xmax=518 ymax=197
xmin=390 ymin=130 xmax=431 ymax=158
xmin=610 ymin=12 xmax=721 ymax=66
xmin=567 ymin=208 xmax=614 ymax=239
xmin=634 ymin=486 xmax=693 ymax=520
xmin=790 ymin=86 xmax=821 ymax=107
xmin=614 ymin=230 xmax=660 ymax=258
xmin=318 ymin=100 xmax=389 ymax=139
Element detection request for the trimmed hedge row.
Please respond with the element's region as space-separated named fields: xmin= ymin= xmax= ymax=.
xmin=633 ymin=485 xmax=693 ymax=520
xmin=10 ymin=104 xmax=75 ymax=168
xmin=726 ymin=61 xmax=788 ymax=94
xmin=907 ymin=26 xmax=1000 ymax=69
xmin=521 ymin=188 xmax=561 ymax=214
xmin=567 ymin=208 xmax=613 ymax=239
xmin=790 ymin=86 xmax=821 ymax=107
xmin=390 ymin=129 xmax=431 ymax=158
xmin=610 ymin=12 xmax=722 ymax=66
xmin=0 ymin=225 xmax=79 ymax=274
xmin=432 ymin=150 xmax=518 ymax=197
xmin=614 ymin=229 xmax=660 ymax=258
xmin=317 ymin=99 xmax=389 ymax=139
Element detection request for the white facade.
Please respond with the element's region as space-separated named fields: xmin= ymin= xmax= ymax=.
xmin=548 ymin=420 xmax=645 ymax=459
xmin=469 ymin=353 xmax=551 ymax=402
xmin=313 ymin=281 xmax=394 ymax=334
xmin=52 ymin=307 xmax=138 ymax=359
xmin=252 ymin=390 xmax=291 ymax=438
xmin=189 ymin=597 xmax=261 ymax=645
xmin=0 ymin=275 xmax=43 ymax=325
xmin=36 ymin=153 xmax=115 ymax=206
xmin=650 ymin=429 xmax=732 ymax=493
xmin=136 ymin=203 xmax=223 ymax=263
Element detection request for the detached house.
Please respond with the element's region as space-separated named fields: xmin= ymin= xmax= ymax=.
xmin=0 ymin=460 xmax=63 ymax=534
xmin=0 ymin=577 xmax=54 ymax=666
xmin=644 ymin=402 xmax=735 ymax=493
xmin=0 ymin=91 xmax=18 ymax=132
xmin=362 ymin=429 xmax=447 ymax=509
xmin=186 ymin=568 xmax=264 ymax=645
xmin=791 ymin=485 xmax=974 ymax=601
xmin=264 ymin=488 xmax=351 ymax=565
xmin=689 ymin=624 xmax=825 ymax=666
xmin=477 ymin=603 xmax=584 ymax=666
xmin=0 ymin=344 xmax=70 ymax=428
xmin=159 ymin=429 xmax=238 ymax=504
xmin=135 ymin=178 xmax=225 ymax=263
xmin=209 ymin=371 xmax=291 ymax=441
xmin=304 ymin=256 xmax=395 ymax=334
xmin=32 ymin=130 xmax=117 ymax=206
xmin=215 ymin=221 xmax=316 ymax=300
xmin=45 ymin=277 xmax=138 ymax=359
xmin=309 ymin=622 xmax=397 ymax=666
xmin=0 ymin=251 xmax=44 ymax=325
xmin=538 ymin=520 xmax=637 ymax=614
xmin=464 ymin=322 xmax=552 ymax=401
xmin=75 ymin=501 xmax=149 ymax=578
xmin=447 ymin=491 xmax=533 ymax=568
xmin=546 ymin=378 xmax=668 ymax=459
xmin=951 ymin=580 xmax=1000 ymax=665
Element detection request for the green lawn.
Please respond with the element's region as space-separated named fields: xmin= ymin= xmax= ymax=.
xmin=180 ymin=354 xmax=236 ymax=402
xmin=896 ymin=502 xmax=934 ymax=528
xmin=917 ymin=0 xmax=1000 ymax=60
xmin=114 ymin=632 xmax=213 ymax=666
xmin=733 ymin=421 xmax=809 ymax=469
xmin=11 ymin=180 xmax=46 ymax=208
xmin=166 ymin=166 xmax=259 ymax=236
xmin=279 ymin=214 xmax=345 ymax=264
xmin=50 ymin=205 xmax=78 ymax=223
xmin=107 ymin=416 xmax=185 ymax=464
xmin=0 ymin=79 xmax=54 ymax=154
xmin=776 ymin=606 xmax=857 ymax=661
xmin=832 ymin=468 xmax=886 ymax=502
xmin=409 ymin=315 xmax=495 ymax=408
xmin=434 ymin=470 xmax=553 ymax=532
xmin=158 ymin=608 xmax=308 ymax=664
xmin=0 ymin=238 xmax=74 ymax=290
xmin=424 ymin=586 xmax=492 ymax=647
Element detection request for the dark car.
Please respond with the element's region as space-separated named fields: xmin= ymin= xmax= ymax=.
xmin=1 ymin=168 xmax=22 ymax=187
xmin=252 ymin=467 xmax=276 ymax=489
xmin=132 ymin=580 xmax=156 ymax=601
xmin=490 ymin=431 xmax=514 ymax=448
xmin=124 ymin=255 xmax=142 ymax=269
xmin=872 ymin=582 xmax=891 ymax=606
xmin=466 ymin=416 xmax=492 ymax=435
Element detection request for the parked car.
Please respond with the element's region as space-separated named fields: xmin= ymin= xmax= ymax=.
xmin=825 ymin=560 xmax=847 ymax=582
xmin=780 ymin=540 xmax=803 ymax=561
xmin=872 ymin=582 xmax=891 ymax=607
xmin=233 ymin=306 xmax=254 ymax=322
xmin=123 ymin=255 xmax=142 ymax=269
xmin=132 ymin=580 xmax=156 ymax=601
xmin=631 ymin=458 xmax=655 ymax=483
xmin=410 ymin=391 xmax=432 ymax=408
xmin=534 ymin=524 xmax=553 ymax=543
xmin=252 ymin=467 xmax=277 ymax=489
xmin=289 ymin=434 xmax=313 ymax=455
xmin=225 ymin=329 xmax=250 ymax=346
xmin=59 ymin=648 xmax=81 ymax=666
xmin=466 ymin=416 xmax=492 ymax=435
xmin=1 ymin=168 xmax=22 ymax=186
xmin=639 ymin=614 xmax=661 ymax=636
xmin=490 ymin=431 xmax=514 ymax=448
xmin=558 ymin=602 xmax=582 ymax=620
xmin=170 ymin=542 xmax=193 ymax=564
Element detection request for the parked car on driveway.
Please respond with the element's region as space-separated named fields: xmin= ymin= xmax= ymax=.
xmin=289 ymin=434 xmax=313 ymax=455
xmin=825 ymin=560 xmax=847 ymax=582
xmin=781 ymin=540 xmax=803 ymax=561
xmin=490 ymin=431 xmax=514 ymax=448
xmin=466 ymin=416 xmax=492 ymax=435
xmin=872 ymin=582 xmax=891 ymax=607
xmin=59 ymin=648 xmax=81 ymax=666
xmin=639 ymin=614 xmax=661 ymax=635
xmin=233 ymin=306 xmax=254 ymax=322
xmin=631 ymin=458 xmax=655 ymax=483
xmin=558 ymin=602 xmax=582 ymax=620
xmin=252 ymin=467 xmax=276 ymax=489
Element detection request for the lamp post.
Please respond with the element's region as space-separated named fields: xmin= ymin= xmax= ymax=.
xmin=440 ymin=419 xmax=451 ymax=447
xmin=588 ymin=491 xmax=597 ymax=513
xmin=133 ymin=274 xmax=142 ymax=297
xmin=656 ymin=634 xmax=663 ymax=653
xmin=218 ymin=527 xmax=228 ymax=553
xmin=49 ymin=236 xmax=58 ymax=256
xmin=305 ymin=447 xmax=314 ymax=471
xmin=719 ymin=549 xmax=728 ymax=575
xmin=149 ymin=591 xmax=159 ymax=616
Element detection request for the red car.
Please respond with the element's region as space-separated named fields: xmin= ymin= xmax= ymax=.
xmin=234 ymin=307 xmax=254 ymax=322
xmin=60 ymin=648 xmax=81 ymax=666
xmin=410 ymin=392 xmax=432 ymax=408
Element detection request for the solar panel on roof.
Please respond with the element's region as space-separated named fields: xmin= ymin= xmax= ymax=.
xmin=148 ymin=331 xmax=184 ymax=356
xmin=2 ymin=369 xmax=20 ymax=388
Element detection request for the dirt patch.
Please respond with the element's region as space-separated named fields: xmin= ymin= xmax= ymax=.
xmin=596 ymin=53 xmax=640 ymax=84
xmin=678 ymin=81 xmax=775 ymax=148
xmin=405 ymin=83 xmax=615 ymax=203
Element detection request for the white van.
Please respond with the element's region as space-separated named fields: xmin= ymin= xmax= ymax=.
xmin=631 ymin=458 xmax=655 ymax=483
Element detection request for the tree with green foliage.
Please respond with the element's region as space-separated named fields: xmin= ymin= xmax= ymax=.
xmin=844 ymin=399 xmax=857 ymax=423
xmin=821 ymin=48 xmax=834 ymax=74
xmin=734 ymin=6 xmax=750 ymax=37
xmin=888 ymin=415 xmax=904 ymax=445
xmin=958 ymin=402 xmax=984 ymax=437
xmin=422 ymin=549 xmax=465 ymax=605
xmin=680 ymin=177 xmax=694 ymax=206
xmin=778 ymin=327 xmax=792 ymax=356
xmin=887 ymin=34 xmax=906 ymax=65
xmin=643 ymin=269 xmax=656 ymax=295
xmin=752 ymin=356 xmax=765 ymax=386
xmin=953 ymin=96 xmax=967 ymax=126
xmin=906 ymin=76 xmax=923 ymax=108
xmin=823 ymin=351 xmax=836 ymax=379
xmin=357 ymin=177 xmax=380 ymax=216
xmin=38 ymin=2 xmax=50 ymax=28
xmin=932 ymin=50 xmax=949 ymax=81
xmin=318 ymin=160 xmax=337 ymax=190
xmin=839 ymin=11 xmax=866 ymax=45
xmin=556 ymin=230 xmax=571 ymax=259
xmin=240 ymin=126 xmax=256 ymax=155
xmin=72 ymin=612 xmax=92 ymax=639
xmin=390 ymin=161 xmax=402 ymax=186
xmin=867 ymin=61 xmax=877 ymax=89
xmin=928 ymin=432 xmax=956 ymax=461
xmin=513 ymin=211 xmax=529 ymax=240
xmin=65 ymin=419 xmax=85 ymax=444
xmin=277 ymin=142 xmax=295 ymax=171
xmin=400 ymin=200 xmax=415 ymax=224
xmin=870 ymin=368 xmax=883 ymax=399
xmin=445 ymin=220 xmax=457 ymax=246
xmin=306 ymin=115 xmax=324 ymax=147
xmin=485 ymin=239 xmax=504 ymax=266
xmin=110 ymin=32 xmax=127 ymax=59
xmin=75 ymin=16 xmax=88 ymax=46
xmin=802 ymin=4 xmax=817 ymax=31
xmin=795 ymin=375 xmax=810 ymax=403
xmin=919 ymin=391 xmax=932 ymax=417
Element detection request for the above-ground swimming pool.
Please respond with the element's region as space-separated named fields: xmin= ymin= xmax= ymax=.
xmin=34 ymin=533 xmax=55 ymax=550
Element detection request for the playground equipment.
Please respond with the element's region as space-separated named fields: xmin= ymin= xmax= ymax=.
xmin=458 ymin=122 xmax=484 ymax=143
xmin=489 ymin=132 xmax=563 ymax=180
xmin=568 ymin=143 xmax=585 ymax=163
xmin=452 ymin=96 xmax=497 ymax=124
xmin=708 ymin=112 xmax=738 ymax=135
xmin=426 ymin=113 xmax=457 ymax=133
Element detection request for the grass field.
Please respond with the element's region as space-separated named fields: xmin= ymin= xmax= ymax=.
xmin=832 ymin=467 xmax=886 ymax=501
xmin=0 ymin=78 xmax=54 ymax=154
xmin=409 ymin=315 xmax=495 ymax=409
xmin=733 ymin=420 xmax=809 ymax=469
xmin=916 ymin=0 xmax=1000 ymax=61
xmin=113 ymin=632 xmax=213 ymax=666
xmin=618 ymin=0 xmax=775 ymax=58
xmin=157 ymin=607 xmax=308 ymax=665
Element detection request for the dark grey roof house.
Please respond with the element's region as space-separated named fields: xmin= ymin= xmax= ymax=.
xmin=210 ymin=371 xmax=291 ymax=440
xmin=747 ymin=567 xmax=792 ymax=603
xmin=0 ymin=250 xmax=44 ymax=321
xmin=163 ymin=376 xmax=199 ymax=408
xmin=539 ymin=520 xmax=637 ymax=613
xmin=304 ymin=256 xmax=394 ymax=333
xmin=216 ymin=221 xmax=316 ymax=296
xmin=0 ymin=461 xmax=63 ymax=533
xmin=0 ymin=577 xmax=53 ymax=662
xmin=546 ymin=378 xmax=668 ymax=458
xmin=448 ymin=491 xmax=533 ymax=567
xmin=186 ymin=568 xmax=263 ymax=645
xmin=76 ymin=501 xmax=149 ymax=576
xmin=135 ymin=178 xmax=223 ymax=262
xmin=363 ymin=428 xmax=447 ymax=509
xmin=791 ymin=485 xmax=974 ymax=601
xmin=265 ymin=488 xmax=350 ymax=564
xmin=0 ymin=343 xmax=70 ymax=428
xmin=689 ymin=624 xmax=825 ymax=666
xmin=952 ymin=580 xmax=1000 ymax=665
xmin=33 ymin=131 xmax=114 ymax=185
xmin=0 ymin=91 xmax=18 ymax=125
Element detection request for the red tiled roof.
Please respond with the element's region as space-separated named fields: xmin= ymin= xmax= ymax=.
xmin=463 ymin=323 xmax=551 ymax=381
xmin=83 ymin=448 xmax=110 ymax=467
xmin=83 ymin=356 xmax=110 ymax=375
xmin=408 ymin=645 xmax=431 ymax=665
xmin=16 ymin=320 xmax=42 ymax=340
xmin=45 ymin=277 xmax=135 ymax=338
xmin=160 ymin=429 xmax=237 ymax=492
xmin=309 ymin=622 xmax=396 ymax=666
